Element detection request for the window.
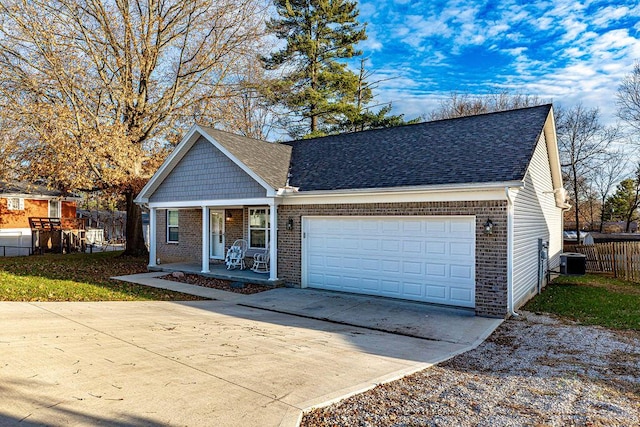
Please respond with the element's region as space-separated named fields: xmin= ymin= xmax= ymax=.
xmin=7 ymin=198 xmax=24 ymax=211
xmin=167 ymin=210 xmax=179 ymax=243
xmin=48 ymin=200 xmax=60 ymax=218
xmin=249 ymin=208 xmax=269 ymax=248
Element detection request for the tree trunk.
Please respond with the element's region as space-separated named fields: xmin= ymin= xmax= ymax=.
xmin=599 ymin=196 xmax=606 ymax=233
xmin=573 ymin=168 xmax=581 ymax=242
xmin=123 ymin=191 xmax=148 ymax=257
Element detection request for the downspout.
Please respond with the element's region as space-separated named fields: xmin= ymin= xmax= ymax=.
xmin=505 ymin=186 xmax=519 ymax=317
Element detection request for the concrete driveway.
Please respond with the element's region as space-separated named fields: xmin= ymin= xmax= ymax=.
xmin=0 ymin=290 xmax=501 ymax=426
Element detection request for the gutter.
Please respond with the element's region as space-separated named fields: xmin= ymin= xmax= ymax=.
xmin=505 ymin=186 xmax=518 ymax=317
xmin=277 ymin=180 xmax=525 ymax=198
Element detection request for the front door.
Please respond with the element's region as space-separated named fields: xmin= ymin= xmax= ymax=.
xmin=210 ymin=210 xmax=225 ymax=259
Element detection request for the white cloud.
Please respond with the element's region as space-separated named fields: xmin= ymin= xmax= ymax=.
xmin=592 ymin=6 xmax=631 ymax=27
xmin=354 ymin=0 xmax=640 ymax=126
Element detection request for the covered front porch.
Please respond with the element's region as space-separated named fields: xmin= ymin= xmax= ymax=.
xmin=148 ymin=261 xmax=283 ymax=286
xmin=147 ymin=199 xmax=279 ymax=282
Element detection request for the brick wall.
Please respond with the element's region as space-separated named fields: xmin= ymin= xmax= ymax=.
xmin=156 ymin=209 xmax=202 ymax=264
xmin=224 ymin=208 xmax=244 ymax=245
xmin=277 ymin=201 xmax=509 ymax=318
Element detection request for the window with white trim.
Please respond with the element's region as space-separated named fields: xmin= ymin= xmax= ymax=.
xmin=7 ymin=198 xmax=24 ymax=211
xmin=48 ymin=200 xmax=61 ymax=218
xmin=248 ymin=207 xmax=269 ymax=249
xmin=167 ymin=210 xmax=179 ymax=243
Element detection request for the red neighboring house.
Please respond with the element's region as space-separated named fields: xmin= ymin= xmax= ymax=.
xmin=0 ymin=181 xmax=81 ymax=256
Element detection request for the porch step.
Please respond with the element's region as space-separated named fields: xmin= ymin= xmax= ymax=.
xmin=148 ymin=264 xmax=284 ymax=287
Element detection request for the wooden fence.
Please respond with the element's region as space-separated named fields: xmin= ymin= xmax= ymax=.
xmin=574 ymin=242 xmax=640 ymax=282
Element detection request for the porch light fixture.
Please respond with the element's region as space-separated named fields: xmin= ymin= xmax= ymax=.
xmin=286 ymin=217 xmax=294 ymax=231
xmin=226 ymin=211 xmax=232 ymax=221
xmin=484 ymin=218 xmax=494 ymax=235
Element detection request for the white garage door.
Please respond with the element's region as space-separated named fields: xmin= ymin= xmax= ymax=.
xmin=303 ymin=216 xmax=476 ymax=308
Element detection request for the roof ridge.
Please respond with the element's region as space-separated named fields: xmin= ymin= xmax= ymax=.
xmin=283 ymin=104 xmax=552 ymax=146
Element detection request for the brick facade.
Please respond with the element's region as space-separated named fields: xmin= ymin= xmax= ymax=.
xmin=156 ymin=208 xmax=245 ymax=265
xmin=277 ymin=201 xmax=509 ymax=318
xmin=156 ymin=209 xmax=202 ymax=264
xmin=154 ymin=201 xmax=509 ymax=317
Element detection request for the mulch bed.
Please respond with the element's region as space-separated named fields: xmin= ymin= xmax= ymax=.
xmin=160 ymin=273 xmax=273 ymax=295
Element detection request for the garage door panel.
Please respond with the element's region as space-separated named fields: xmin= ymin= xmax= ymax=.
xmin=382 ymin=221 xmax=401 ymax=233
xmin=402 ymin=240 xmax=422 ymax=253
xmin=304 ymin=217 xmax=475 ymax=308
xmin=381 ymin=280 xmax=401 ymax=294
xmin=402 ymin=220 xmax=423 ymax=233
xmin=361 ymin=238 xmax=380 ymax=251
xmin=450 ymin=264 xmax=473 ymax=280
xmin=426 ymin=263 xmax=447 ymax=277
xmin=360 ymin=258 xmax=379 ymax=271
xmin=426 ymin=285 xmax=447 ymax=299
xmin=402 ymin=261 xmax=422 ymax=275
xmin=450 ymin=287 xmax=474 ymax=305
xmin=342 ymin=276 xmax=361 ymax=290
xmin=426 ymin=221 xmax=446 ymax=233
xmin=342 ymin=257 xmax=359 ymax=269
xmin=382 ymin=260 xmax=401 ymax=273
xmin=361 ymin=277 xmax=379 ymax=291
xmin=402 ymin=282 xmax=423 ymax=296
xmin=450 ymin=242 xmax=473 ymax=256
xmin=450 ymin=220 xmax=474 ymax=233
xmin=426 ymin=241 xmax=447 ymax=255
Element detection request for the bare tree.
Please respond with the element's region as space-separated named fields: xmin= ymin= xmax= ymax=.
xmin=556 ymin=104 xmax=621 ymax=240
xmin=617 ymin=61 xmax=640 ymax=132
xmin=0 ymin=0 xmax=264 ymax=255
xmin=200 ymin=58 xmax=283 ymax=141
xmin=590 ymin=150 xmax=628 ymax=231
xmin=428 ymin=91 xmax=547 ymax=120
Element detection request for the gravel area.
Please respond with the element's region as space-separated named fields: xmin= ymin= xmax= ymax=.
xmin=301 ymin=312 xmax=640 ymax=427
xmin=160 ymin=273 xmax=273 ymax=294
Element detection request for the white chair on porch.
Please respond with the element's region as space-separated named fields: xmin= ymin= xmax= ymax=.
xmin=251 ymin=246 xmax=270 ymax=273
xmin=225 ymin=239 xmax=247 ymax=270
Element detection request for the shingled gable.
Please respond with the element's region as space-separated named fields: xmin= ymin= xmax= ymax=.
xmin=283 ymin=104 xmax=555 ymax=192
xmin=198 ymin=126 xmax=291 ymax=190
xmin=136 ymin=125 xmax=292 ymax=203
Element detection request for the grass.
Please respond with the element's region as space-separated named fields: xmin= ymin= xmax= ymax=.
xmin=0 ymin=251 xmax=203 ymax=302
xmin=524 ymin=274 xmax=640 ymax=330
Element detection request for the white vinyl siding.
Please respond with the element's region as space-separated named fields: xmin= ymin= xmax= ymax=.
xmin=512 ymin=133 xmax=562 ymax=308
xmin=303 ymin=216 xmax=476 ymax=308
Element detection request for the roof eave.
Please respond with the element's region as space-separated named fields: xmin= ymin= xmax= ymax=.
xmin=279 ymin=180 xmax=525 ymax=198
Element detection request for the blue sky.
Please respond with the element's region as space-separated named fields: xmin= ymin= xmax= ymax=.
xmin=356 ymin=0 xmax=640 ymax=123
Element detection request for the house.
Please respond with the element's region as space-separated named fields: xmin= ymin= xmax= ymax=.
xmin=136 ymin=104 xmax=568 ymax=318
xmin=0 ymin=181 xmax=82 ymax=256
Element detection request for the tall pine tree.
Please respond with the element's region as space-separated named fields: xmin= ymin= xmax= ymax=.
xmin=262 ymin=0 xmax=366 ymax=138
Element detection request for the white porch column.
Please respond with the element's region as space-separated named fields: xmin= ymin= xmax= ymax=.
xmin=148 ymin=207 xmax=157 ymax=267
xmin=201 ymin=206 xmax=210 ymax=273
xmin=269 ymin=201 xmax=278 ymax=281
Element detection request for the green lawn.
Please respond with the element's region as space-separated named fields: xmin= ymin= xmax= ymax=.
xmin=524 ymin=274 xmax=640 ymax=330
xmin=0 ymin=251 xmax=202 ymax=301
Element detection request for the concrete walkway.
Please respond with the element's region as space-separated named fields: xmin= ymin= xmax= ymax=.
xmin=0 ymin=275 xmax=502 ymax=426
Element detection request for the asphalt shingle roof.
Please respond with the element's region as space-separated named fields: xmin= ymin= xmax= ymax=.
xmin=283 ymin=104 xmax=552 ymax=191
xmin=199 ymin=126 xmax=292 ymax=189
xmin=0 ymin=181 xmax=66 ymax=197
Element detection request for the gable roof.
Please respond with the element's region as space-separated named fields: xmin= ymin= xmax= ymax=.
xmin=198 ymin=126 xmax=291 ymax=190
xmin=136 ymin=125 xmax=292 ymax=203
xmin=0 ymin=181 xmax=70 ymax=198
xmin=283 ymin=104 xmax=553 ymax=191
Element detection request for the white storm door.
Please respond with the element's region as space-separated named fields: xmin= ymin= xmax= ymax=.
xmin=210 ymin=210 xmax=225 ymax=259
